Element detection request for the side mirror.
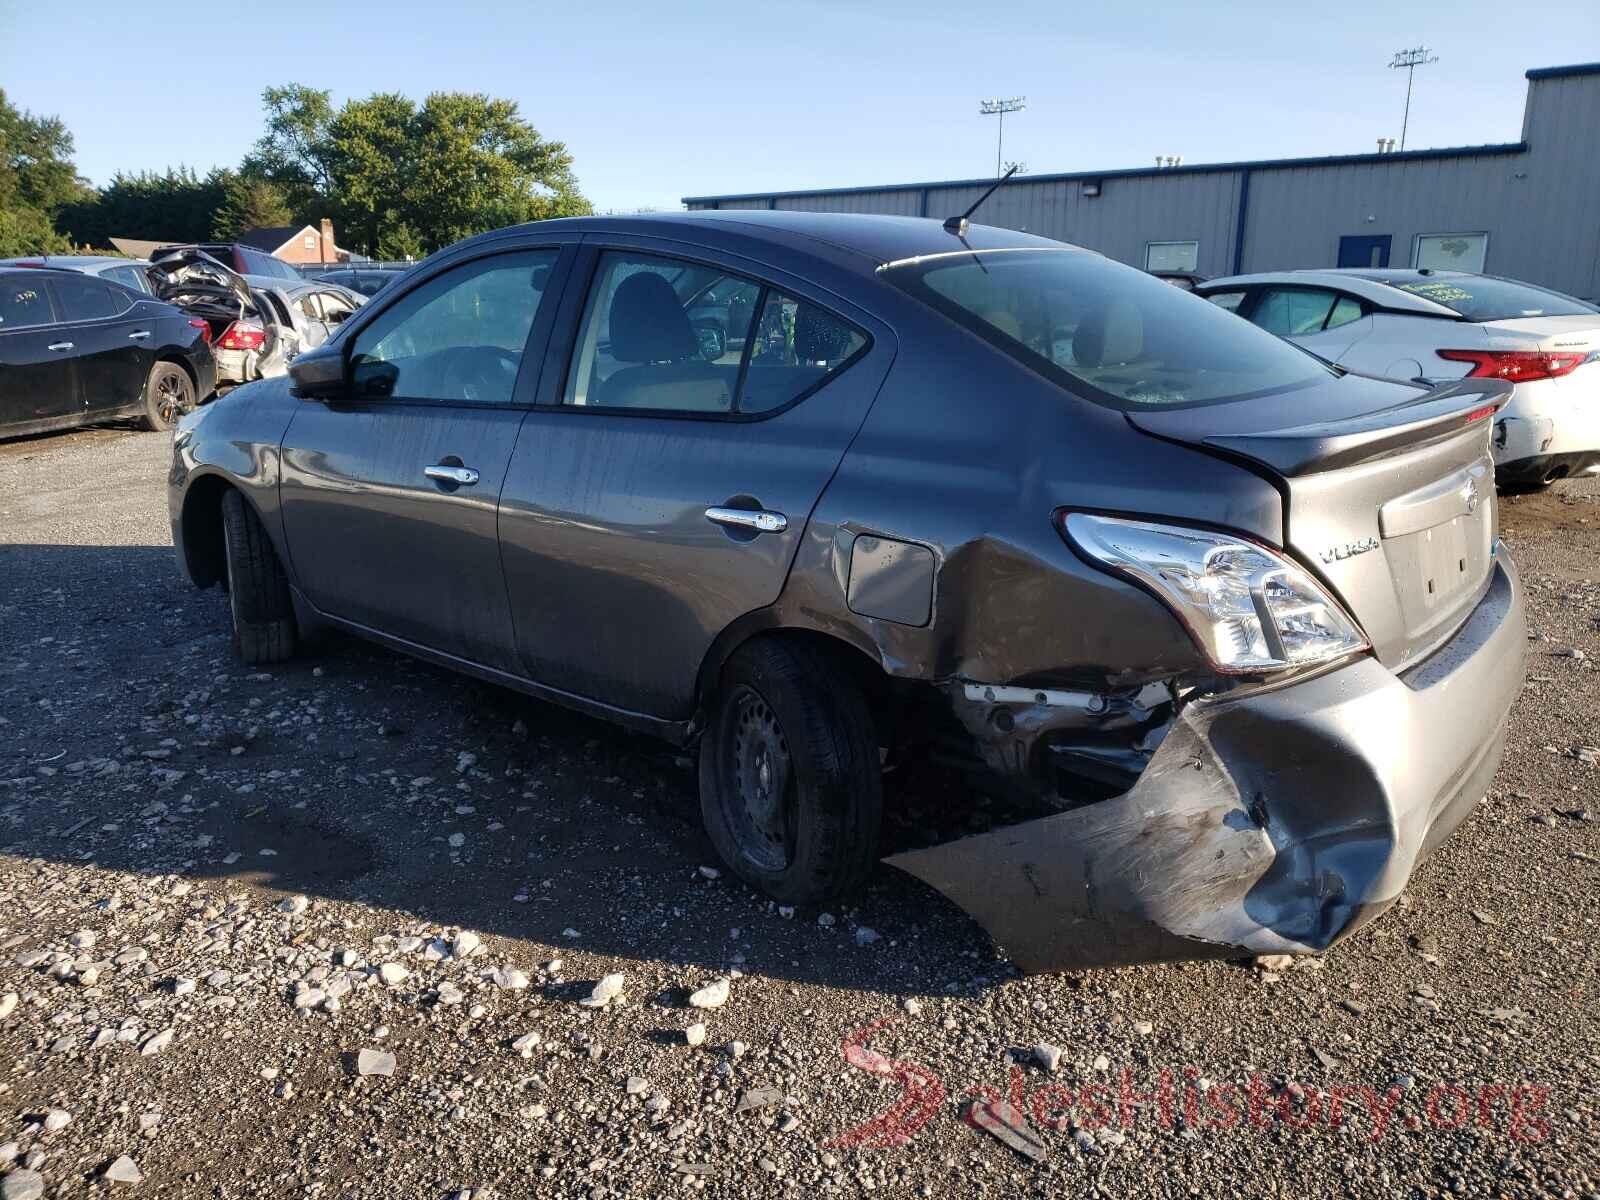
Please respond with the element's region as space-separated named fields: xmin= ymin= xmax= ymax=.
xmin=288 ymin=342 xmax=346 ymax=399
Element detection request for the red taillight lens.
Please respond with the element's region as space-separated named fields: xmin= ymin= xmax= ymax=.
xmin=1437 ymin=349 xmax=1588 ymax=383
xmin=188 ymin=318 xmax=212 ymax=344
xmin=217 ymin=321 xmax=265 ymax=351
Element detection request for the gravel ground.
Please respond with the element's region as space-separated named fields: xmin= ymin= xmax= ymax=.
xmin=1 ymin=425 xmax=1596 ymax=1200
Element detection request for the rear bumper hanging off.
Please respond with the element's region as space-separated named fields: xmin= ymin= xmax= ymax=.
xmin=888 ymin=556 xmax=1525 ymax=973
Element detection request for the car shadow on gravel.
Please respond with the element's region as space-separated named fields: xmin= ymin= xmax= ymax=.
xmin=1 ymin=543 xmax=1008 ymax=997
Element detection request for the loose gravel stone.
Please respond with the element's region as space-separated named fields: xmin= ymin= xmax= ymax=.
xmin=688 ymin=978 xmax=730 ymax=1009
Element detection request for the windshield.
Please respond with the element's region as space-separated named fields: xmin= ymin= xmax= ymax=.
xmin=1389 ymin=276 xmax=1598 ymax=322
xmin=885 ymin=249 xmax=1329 ymax=409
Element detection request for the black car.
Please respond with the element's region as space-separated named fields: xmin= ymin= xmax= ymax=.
xmin=0 ymin=267 xmax=216 ymax=439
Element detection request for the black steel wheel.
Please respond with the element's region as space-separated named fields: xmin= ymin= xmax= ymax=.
xmin=699 ymin=638 xmax=881 ymax=905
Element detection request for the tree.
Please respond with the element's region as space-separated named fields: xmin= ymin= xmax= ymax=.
xmin=210 ymin=171 xmax=292 ymax=240
xmin=241 ymin=84 xmax=337 ymax=217
xmin=241 ymin=83 xmax=591 ymax=257
xmin=0 ymin=88 xmax=86 ymax=255
xmin=57 ymin=167 xmax=218 ymax=247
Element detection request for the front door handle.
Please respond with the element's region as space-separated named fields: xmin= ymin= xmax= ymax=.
xmin=47 ymin=341 xmax=74 ymax=352
xmin=424 ymin=464 xmax=480 ymax=487
xmin=705 ymin=506 xmax=787 ymax=534
xmin=127 ymin=330 xmax=152 ymax=341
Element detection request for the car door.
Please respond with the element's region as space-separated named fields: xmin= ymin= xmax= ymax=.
xmin=278 ymin=244 xmax=573 ymax=671
xmin=498 ymin=240 xmax=894 ymax=721
xmin=1248 ymin=285 xmax=1373 ymax=363
xmin=0 ymin=275 xmax=78 ymax=429
xmin=45 ymin=274 xmax=151 ymax=417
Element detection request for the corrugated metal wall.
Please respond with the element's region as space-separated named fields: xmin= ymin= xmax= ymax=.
xmin=686 ymin=69 xmax=1600 ymax=299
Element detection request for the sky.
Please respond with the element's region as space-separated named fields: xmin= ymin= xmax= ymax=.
xmin=3 ymin=0 xmax=1598 ymax=215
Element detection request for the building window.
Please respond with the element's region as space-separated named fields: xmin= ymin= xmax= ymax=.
xmin=1414 ymin=233 xmax=1487 ymax=273
xmin=1144 ymin=241 xmax=1199 ymax=273
xmin=304 ymin=234 xmax=316 ymax=249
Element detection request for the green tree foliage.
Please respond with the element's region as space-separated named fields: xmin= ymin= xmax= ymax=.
xmin=210 ymin=172 xmax=292 ymax=240
xmin=0 ymin=88 xmax=87 ymax=255
xmin=244 ymin=84 xmax=591 ymax=256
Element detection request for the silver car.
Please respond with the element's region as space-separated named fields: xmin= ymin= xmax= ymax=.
xmin=169 ymin=212 xmax=1526 ymax=972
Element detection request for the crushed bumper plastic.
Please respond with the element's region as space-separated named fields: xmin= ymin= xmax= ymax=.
xmin=887 ymin=554 xmax=1525 ymax=973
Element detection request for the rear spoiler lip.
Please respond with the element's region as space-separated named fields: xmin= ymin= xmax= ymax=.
xmin=1127 ymin=378 xmax=1513 ymax=477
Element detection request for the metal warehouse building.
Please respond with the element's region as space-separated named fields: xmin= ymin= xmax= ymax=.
xmin=684 ymin=62 xmax=1600 ymax=301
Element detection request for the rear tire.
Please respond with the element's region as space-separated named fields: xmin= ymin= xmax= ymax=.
xmin=699 ymin=638 xmax=881 ymax=905
xmin=141 ymin=361 xmax=195 ymax=431
xmin=220 ymin=490 xmax=297 ymax=664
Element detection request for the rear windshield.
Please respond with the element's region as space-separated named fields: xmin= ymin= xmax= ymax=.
xmin=1391 ymin=276 xmax=1598 ymax=321
xmin=884 ymin=249 xmax=1328 ymax=409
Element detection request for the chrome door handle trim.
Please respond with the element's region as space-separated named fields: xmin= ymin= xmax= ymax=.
xmin=424 ymin=465 xmax=480 ymax=486
xmin=47 ymin=341 xmax=74 ymax=352
xmin=127 ymin=330 xmax=152 ymax=341
xmin=705 ymin=506 xmax=787 ymax=533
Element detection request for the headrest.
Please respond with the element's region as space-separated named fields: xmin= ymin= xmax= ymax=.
xmin=1072 ymin=299 xmax=1144 ymax=367
xmin=608 ymin=272 xmax=696 ymax=363
xmin=794 ymin=305 xmax=855 ymax=364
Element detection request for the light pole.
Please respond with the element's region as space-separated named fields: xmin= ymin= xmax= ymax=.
xmin=1388 ymin=47 xmax=1438 ymax=151
xmin=979 ymin=97 xmax=1026 ymax=176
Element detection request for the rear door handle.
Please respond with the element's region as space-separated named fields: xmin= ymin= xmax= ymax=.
xmin=705 ymin=506 xmax=787 ymax=533
xmin=47 ymin=342 xmax=74 ymax=352
xmin=127 ymin=330 xmax=152 ymax=341
xmin=424 ymin=464 xmax=480 ymax=486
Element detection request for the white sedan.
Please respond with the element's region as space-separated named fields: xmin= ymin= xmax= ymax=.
xmin=1196 ymin=269 xmax=1600 ymax=491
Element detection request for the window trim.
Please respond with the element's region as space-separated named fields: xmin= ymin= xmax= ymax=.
xmin=338 ymin=244 xmax=574 ymax=411
xmin=546 ymin=243 xmax=873 ymax=424
xmin=1143 ymin=240 xmax=1200 ymax=274
xmin=1411 ymin=230 xmax=1490 ymax=274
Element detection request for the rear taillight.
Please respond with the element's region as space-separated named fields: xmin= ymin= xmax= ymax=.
xmin=217 ymin=321 xmax=265 ymax=351
xmin=1438 ymin=349 xmax=1588 ymax=383
xmin=188 ymin=318 xmax=212 ymax=344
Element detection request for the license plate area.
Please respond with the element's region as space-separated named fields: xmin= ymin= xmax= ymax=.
xmin=1380 ymin=458 xmax=1494 ymax=647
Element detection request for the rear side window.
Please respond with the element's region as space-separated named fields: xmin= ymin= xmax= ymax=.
xmin=50 ymin=275 xmax=127 ymax=321
xmin=1390 ymin=276 xmax=1598 ymax=321
xmin=0 ymin=278 xmax=52 ymax=330
xmin=108 ymin=265 xmax=149 ymax=293
xmin=1325 ymin=295 xmax=1364 ymax=329
xmin=1203 ymin=291 xmax=1246 ymax=313
xmin=350 ymin=249 xmax=559 ymax=405
xmin=565 ymin=250 xmax=867 ymax=416
xmin=1253 ymin=288 xmax=1337 ymax=336
xmin=886 ymin=249 xmax=1327 ymax=409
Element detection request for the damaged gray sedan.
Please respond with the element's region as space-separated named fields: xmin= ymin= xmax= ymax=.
xmin=167 ymin=212 xmax=1525 ymax=971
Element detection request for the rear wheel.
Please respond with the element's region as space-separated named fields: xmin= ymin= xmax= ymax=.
xmin=220 ymin=490 xmax=297 ymax=664
xmin=699 ymin=639 xmax=881 ymax=905
xmin=141 ymin=361 xmax=195 ymax=431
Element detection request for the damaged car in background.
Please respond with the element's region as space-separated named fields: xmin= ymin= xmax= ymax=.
xmin=148 ymin=249 xmax=362 ymax=389
xmin=168 ymin=211 xmax=1526 ymax=973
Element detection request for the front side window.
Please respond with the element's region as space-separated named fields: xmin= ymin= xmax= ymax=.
xmin=0 ymin=278 xmax=52 ymax=330
xmin=886 ymin=249 xmax=1327 ymax=410
xmin=1253 ymin=288 xmax=1338 ymax=336
xmin=50 ymin=275 xmax=127 ymax=321
xmin=565 ymin=251 xmax=866 ymax=416
xmin=350 ymin=250 xmax=559 ymax=404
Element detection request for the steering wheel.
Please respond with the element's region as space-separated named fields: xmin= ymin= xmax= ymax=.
xmin=432 ymin=345 xmax=521 ymax=400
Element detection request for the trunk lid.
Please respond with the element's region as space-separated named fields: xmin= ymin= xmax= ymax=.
xmin=1127 ymin=372 xmax=1511 ymax=671
xmin=1481 ymin=315 xmax=1600 ymax=351
xmin=146 ymin=248 xmax=256 ymax=317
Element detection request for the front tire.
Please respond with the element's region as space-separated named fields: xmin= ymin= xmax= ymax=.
xmin=699 ymin=638 xmax=881 ymax=905
xmin=220 ymin=490 xmax=297 ymax=664
xmin=141 ymin=361 xmax=195 ymax=431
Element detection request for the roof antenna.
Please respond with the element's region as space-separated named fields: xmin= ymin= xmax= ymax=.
xmin=943 ymin=164 xmax=1019 ymax=235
